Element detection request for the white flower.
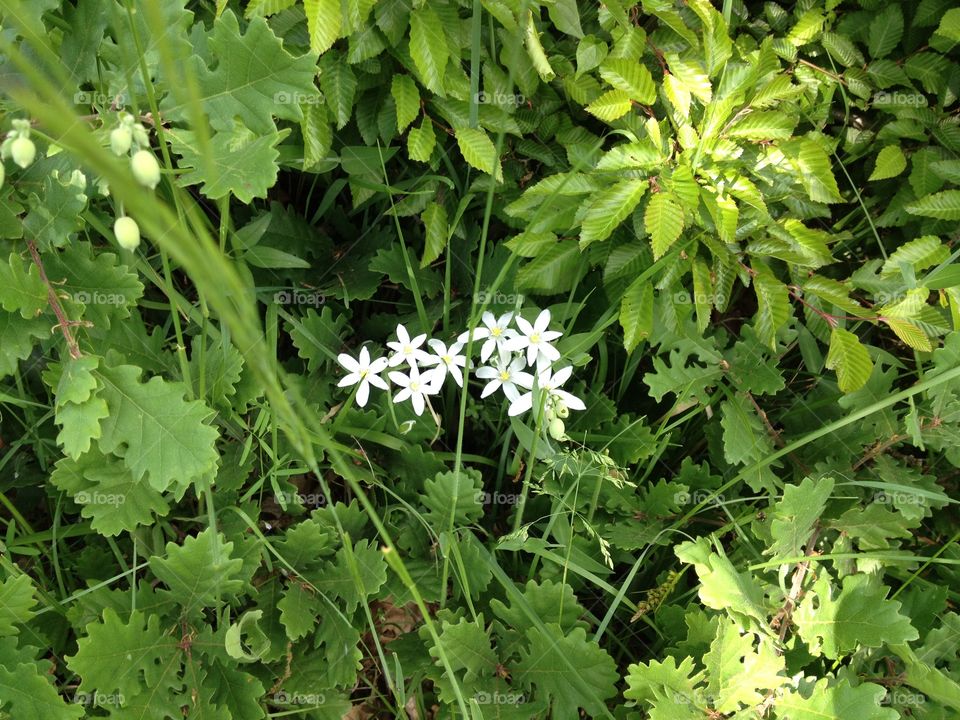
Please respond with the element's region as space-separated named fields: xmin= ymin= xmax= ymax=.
xmin=336 ymin=346 xmax=389 ymax=407
xmin=476 ymin=355 xmax=532 ymax=403
xmin=504 ymin=309 xmax=562 ymax=368
xmin=458 ymin=311 xmax=517 ymax=363
xmin=507 ymin=365 xmax=585 ymax=417
xmin=389 ymin=365 xmax=439 ymax=416
xmin=423 ymin=339 xmax=467 ymax=388
xmin=387 ymin=324 xmax=432 ymax=368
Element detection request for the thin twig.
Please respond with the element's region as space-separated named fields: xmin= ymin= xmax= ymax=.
xmin=26 ymin=239 xmax=82 ymax=359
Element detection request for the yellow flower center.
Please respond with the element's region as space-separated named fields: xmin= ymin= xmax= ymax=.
xmin=530 ymin=333 xmax=541 ymax=343
xmin=403 ymin=344 xmax=412 ymax=354
xmin=442 ymin=355 xmax=451 ymax=364
xmin=410 ymin=380 xmax=420 ymax=391
xmin=360 ymin=369 xmax=369 ymax=379
xmin=491 ymin=327 xmax=501 ymax=337
xmin=499 ymin=370 xmax=511 ymax=381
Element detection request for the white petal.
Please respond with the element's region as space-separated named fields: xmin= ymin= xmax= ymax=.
xmin=514 ymin=315 xmax=534 ymax=335
xmin=508 ymin=392 xmax=533 ymax=417
xmin=503 ymin=336 xmax=527 ymax=353
xmin=369 ymin=357 xmax=389 ymax=373
xmin=428 ymin=338 xmax=444 ymax=353
xmin=357 ymin=346 xmax=372 ymax=367
xmin=411 ymin=332 xmax=427 ymax=347
xmin=480 ymin=380 xmax=501 ymax=398
xmin=356 ymin=380 xmax=370 ymax=407
xmin=526 ymin=345 xmax=538 ymax=366
xmin=498 ymin=312 xmax=514 ymax=328
xmin=513 ymin=370 xmax=534 ymax=389
xmin=395 ymin=324 xmax=410 ymax=344
xmin=338 ymin=373 xmax=360 ymax=387
xmin=502 ymin=383 xmax=520 ymax=402
xmin=388 ymin=371 xmax=410 ymax=386
xmin=540 ymin=343 xmax=561 ymax=363
xmin=542 ymin=330 xmax=563 ymax=342
xmin=552 ymin=366 xmax=573 ymax=386
xmin=534 ymin=309 xmax=551 ymax=332
xmin=476 ymin=366 xmax=498 ymax=379
xmin=337 ymin=353 xmax=359 ymax=372
xmin=555 ymin=389 xmax=585 ymax=410
xmin=411 ymin=392 xmax=425 ymax=415
xmin=480 ymin=338 xmax=496 ymax=363
xmin=367 ymin=374 xmax=389 ymax=391
xmin=481 ymin=311 xmax=496 ymax=328
xmin=393 ymin=388 xmax=411 ymax=404
xmin=450 ymin=365 xmax=463 ymax=387
xmin=388 ymin=352 xmax=406 ymax=367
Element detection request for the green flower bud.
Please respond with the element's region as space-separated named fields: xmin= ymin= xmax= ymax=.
xmin=548 ymin=417 xmax=566 ymax=441
xmin=544 ymin=405 xmax=556 ymax=422
xmin=110 ymin=126 xmax=132 ymax=155
xmin=114 ymin=216 xmax=141 ymax=251
xmin=0 ymin=162 xmax=4 ymax=190
xmin=555 ymin=400 xmax=569 ymax=418
xmin=132 ymin=123 xmax=150 ymax=148
xmin=130 ymin=149 xmax=160 ymax=189
xmin=10 ymin=136 xmax=36 ymax=168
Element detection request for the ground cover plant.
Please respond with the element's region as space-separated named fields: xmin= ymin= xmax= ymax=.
xmin=0 ymin=0 xmax=959 ymax=717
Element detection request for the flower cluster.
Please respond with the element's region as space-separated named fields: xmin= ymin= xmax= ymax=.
xmin=336 ymin=309 xmax=585 ymax=435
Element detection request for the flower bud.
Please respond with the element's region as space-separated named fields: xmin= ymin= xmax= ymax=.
xmin=10 ymin=136 xmax=36 ymax=168
xmin=114 ymin=216 xmax=140 ymax=251
xmin=548 ymin=417 xmax=566 ymax=441
xmin=555 ymin=400 xmax=569 ymax=419
xmin=110 ymin=126 xmax=132 ymax=155
xmin=0 ymin=162 xmax=4 ymax=190
xmin=130 ymin=149 xmax=160 ymax=189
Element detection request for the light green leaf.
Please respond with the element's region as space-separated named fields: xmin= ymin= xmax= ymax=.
xmin=304 ymin=0 xmax=340 ymax=55
xmin=454 ymin=127 xmax=503 ymax=181
xmin=0 ymin=252 xmax=46 ymax=318
xmin=620 ymin=277 xmax=653 ymax=354
xmin=645 ymin=192 xmax=684 ymax=260
xmin=766 ymin=476 xmax=835 ymax=561
xmin=149 ymin=528 xmax=245 ymax=616
xmin=826 ymin=327 xmax=872 ymax=392
xmin=420 ymin=202 xmax=448 ymax=268
xmin=391 ymin=74 xmax=420 ymax=133
xmin=598 ymin=58 xmax=655 ymax=103
xmin=869 ymin=145 xmax=907 ymax=181
xmin=774 ymin=678 xmax=897 ymax=720
xmin=752 ymin=264 xmax=789 ymax=350
xmin=408 ymin=117 xmax=436 ymax=162
xmin=868 ymin=4 xmax=904 ymax=58
xmin=584 ymin=89 xmax=633 ymax=121
xmin=409 ymin=5 xmax=448 ymax=95
xmin=579 ymin=178 xmax=647 ymax=248
xmin=905 ymin=190 xmax=960 ymax=220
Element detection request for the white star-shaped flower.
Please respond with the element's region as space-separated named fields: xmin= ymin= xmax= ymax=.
xmin=476 ymin=355 xmax=533 ymax=402
xmin=458 ymin=311 xmax=517 ymax=363
xmin=336 ymin=346 xmax=389 ymax=407
xmin=422 ymin=339 xmax=467 ymax=389
xmin=507 ymin=365 xmax=584 ymax=417
xmin=388 ymin=365 xmax=440 ymax=416
xmin=504 ymin=309 xmax=562 ymax=368
xmin=387 ymin=324 xmax=432 ymax=368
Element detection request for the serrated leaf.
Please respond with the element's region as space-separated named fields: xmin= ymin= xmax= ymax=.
xmin=96 ymin=364 xmax=220 ymax=492
xmin=726 ymin=111 xmax=797 ymax=140
xmin=905 ymin=190 xmax=960 ymax=220
xmin=277 ymin=583 xmax=322 ymax=640
xmin=664 ymin=53 xmax=712 ymax=104
xmin=869 ymin=145 xmax=907 ymax=181
xmin=408 ymin=117 xmax=436 ymax=162
xmin=0 ymin=663 xmax=83 ymax=720
xmin=288 ymin=306 xmax=350 ymax=372
xmin=579 ymin=178 xmax=647 ymax=248
xmin=868 ymin=4 xmax=904 ymax=58
xmin=150 ymin=528 xmax=245 ymax=616
xmin=391 ymin=74 xmax=420 ymax=133
xmin=420 ymin=202 xmax=448 ymax=267
xmin=319 ymin=52 xmax=357 ymax=129
xmin=720 ymin=392 xmax=774 ymax=467
xmin=302 ymin=102 xmax=332 ymax=170
xmin=752 ymin=264 xmax=789 ymax=350
xmin=455 ymin=127 xmax=503 ymax=181
xmin=826 ymin=327 xmax=873 ymax=393
xmin=766 ymin=476 xmax=834 ymax=561
xmin=584 ymin=89 xmax=633 ymax=121
xmin=409 ymin=5 xmax=448 ymax=95
xmin=775 ymin=678 xmax=898 ymax=720
xmin=598 ymin=58 xmax=655 ymax=103
xmin=884 ymin=317 xmax=933 ymax=351
xmin=620 ymin=277 xmax=653 ymax=354
xmin=0 ymin=252 xmax=46 ymax=318
xmin=0 ymin=574 xmax=36 ymax=636
xmin=796 ymin=573 xmax=918 ymax=659
xmin=705 ymin=618 xmax=786 ymax=712
xmin=304 ymin=0 xmax=340 ymax=55
xmin=645 ymin=192 xmax=684 ymax=259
